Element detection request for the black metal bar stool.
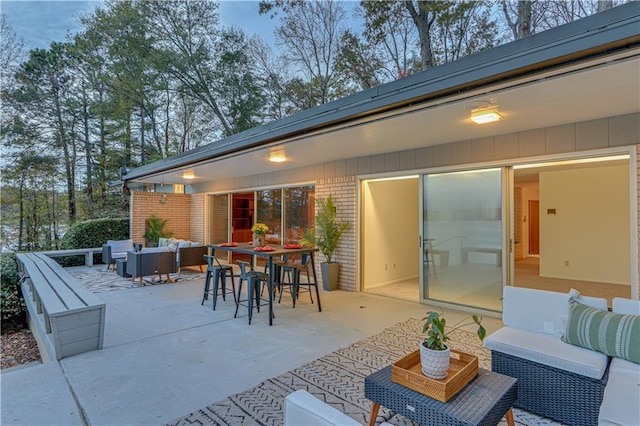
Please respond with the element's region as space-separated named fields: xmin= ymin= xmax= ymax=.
xmin=235 ymin=260 xmax=270 ymax=324
xmin=202 ymin=254 xmax=236 ymax=310
xmin=280 ymin=253 xmax=320 ymax=310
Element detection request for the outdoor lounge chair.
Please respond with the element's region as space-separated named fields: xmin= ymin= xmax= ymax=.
xmin=102 ymin=239 xmax=135 ymax=271
xmin=126 ymin=248 xmax=177 ymax=286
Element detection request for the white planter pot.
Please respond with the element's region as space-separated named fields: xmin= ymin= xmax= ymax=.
xmin=420 ymin=342 xmax=451 ymax=379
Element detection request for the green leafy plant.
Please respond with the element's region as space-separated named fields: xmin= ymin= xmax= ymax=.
xmin=299 ymin=195 xmax=349 ymax=263
xmin=422 ymin=310 xmax=486 ymax=351
xmin=143 ymin=215 xmax=173 ymax=246
xmin=1 ymin=252 xmax=26 ymax=330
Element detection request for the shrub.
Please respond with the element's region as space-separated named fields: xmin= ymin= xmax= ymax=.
xmin=1 ymin=252 xmax=25 ymax=328
xmin=58 ymin=218 xmax=129 ymax=266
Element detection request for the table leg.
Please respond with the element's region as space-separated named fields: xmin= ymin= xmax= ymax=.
xmin=268 ymin=256 xmax=274 ymax=326
xmin=309 ymin=253 xmax=322 ymax=312
xmin=368 ymin=402 xmax=380 ymax=426
xmin=505 ymin=408 xmax=514 ymax=426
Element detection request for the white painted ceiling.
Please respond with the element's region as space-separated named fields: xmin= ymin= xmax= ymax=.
xmin=137 ymin=53 xmax=639 ymax=186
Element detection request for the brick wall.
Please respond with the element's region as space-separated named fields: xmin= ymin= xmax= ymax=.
xmin=130 ymin=192 xmax=192 ymax=243
xmin=315 ymin=176 xmax=357 ymax=291
xmin=190 ymin=193 xmax=205 ymax=244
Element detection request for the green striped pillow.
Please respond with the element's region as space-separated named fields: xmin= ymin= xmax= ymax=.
xmin=562 ymin=300 xmax=640 ymax=364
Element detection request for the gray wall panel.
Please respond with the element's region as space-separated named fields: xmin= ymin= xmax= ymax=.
xmin=518 ymin=129 xmax=546 ymax=157
xmin=546 ymin=124 xmax=576 ymax=154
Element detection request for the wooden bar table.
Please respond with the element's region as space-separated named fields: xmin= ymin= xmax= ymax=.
xmin=207 ymin=243 xmax=321 ymax=325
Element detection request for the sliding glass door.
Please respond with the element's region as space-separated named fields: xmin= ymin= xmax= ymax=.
xmin=422 ymin=168 xmax=505 ymax=312
xmin=207 ymin=185 xmax=315 ymax=264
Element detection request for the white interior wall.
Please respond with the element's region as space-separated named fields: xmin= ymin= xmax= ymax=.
xmin=363 ymin=178 xmax=419 ymax=288
xmin=540 ymin=164 xmax=630 ymax=285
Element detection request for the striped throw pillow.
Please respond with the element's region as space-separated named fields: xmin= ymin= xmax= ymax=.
xmin=562 ymin=300 xmax=640 ymax=364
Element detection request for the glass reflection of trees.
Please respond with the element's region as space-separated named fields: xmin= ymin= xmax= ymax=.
xmin=257 ymin=189 xmax=282 ymax=244
xmin=285 ymin=186 xmax=314 ymax=244
xmin=255 ymin=186 xmax=315 ymax=245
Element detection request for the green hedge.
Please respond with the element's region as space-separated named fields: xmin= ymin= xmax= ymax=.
xmin=1 ymin=252 xmax=25 ymax=325
xmin=58 ymin=218 xmax=130 ymax=266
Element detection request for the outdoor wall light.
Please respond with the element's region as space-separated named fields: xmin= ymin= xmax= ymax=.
xmin=269 ymin=148 xmax=287 ymax=163
xmin=470 ymin=109 xmax=502 ymax=124
xmin=182 ymin=170 xmax=195 ymax=180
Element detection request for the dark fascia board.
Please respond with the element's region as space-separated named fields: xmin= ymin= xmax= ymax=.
xmin=125 ymin=2 xmax=640 ymax=182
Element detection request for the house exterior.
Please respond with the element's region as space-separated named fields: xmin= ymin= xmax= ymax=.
xmin=122 ymin=3 xmax=640 ymax=314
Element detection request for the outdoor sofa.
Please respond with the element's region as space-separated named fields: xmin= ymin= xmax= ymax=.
xmin=158 ymin=238 xmax=207 ymax=273
xmin=126 ymin=247 xmax=177 ymax=286
xmin=484 ymin=286 xmax=639 ymax=426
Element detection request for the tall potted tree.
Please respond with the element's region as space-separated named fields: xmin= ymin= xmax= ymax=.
xmin=300 ymin=195 xmax=349 ymax=291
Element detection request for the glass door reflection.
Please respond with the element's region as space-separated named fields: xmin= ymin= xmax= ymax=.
xmin=422 ymin=168 xmax=504 ymax=312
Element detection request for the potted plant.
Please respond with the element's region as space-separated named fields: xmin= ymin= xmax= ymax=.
xmin=299 ymin=195 xmax=349 ymax=291
xmin=251 ymin=222 xmax=269 ymax=247
xmin=420 ymin=310 xmax=486 ymax=379
xmin=143 ymin=215 xmax=173 ymax=247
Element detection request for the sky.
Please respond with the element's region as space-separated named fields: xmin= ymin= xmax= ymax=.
xmin=0 ymin=0 xmax=280 ymax=51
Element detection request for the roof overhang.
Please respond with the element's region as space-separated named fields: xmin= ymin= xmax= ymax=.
xmin=123 ymin=3 xmax=640 ymax=187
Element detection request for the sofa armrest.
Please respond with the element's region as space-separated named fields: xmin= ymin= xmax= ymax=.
xmin=178 ymin=246 xmax=208 ymax=268
xmin=284 ymin=390 xmax=360 ymax=426
xmin=102 ymin=244 xmax=113 ymax=263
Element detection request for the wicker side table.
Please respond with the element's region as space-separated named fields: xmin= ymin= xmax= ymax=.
xmin=365 ymin=366 xmax=517 ymax=426
xmin=115 ymin=259 xmax=130 ymax=278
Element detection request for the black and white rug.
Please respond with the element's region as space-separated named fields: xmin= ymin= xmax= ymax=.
xmin=70 ymin=267 xmax=206 ymax=292
xmin=167 ymin=318 xmax=561 ymax=425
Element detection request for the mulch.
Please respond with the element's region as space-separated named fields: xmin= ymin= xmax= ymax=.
xmin=1 ymin=320 xmax=41 ymax=369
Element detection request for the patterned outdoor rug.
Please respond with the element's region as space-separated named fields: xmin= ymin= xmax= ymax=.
xmin=167 ymin=318 xmax=561 ymax=426
xmin=70 ymin=267 xmax=206 ymax=293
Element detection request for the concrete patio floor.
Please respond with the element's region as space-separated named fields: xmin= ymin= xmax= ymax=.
xmin=1 ymin=266 xmax=503 ymax=425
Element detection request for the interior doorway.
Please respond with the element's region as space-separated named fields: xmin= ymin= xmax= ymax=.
xmin=513 ymin=155 xmax=631 ymax=307
xmin=361 ymin=176 xmax=420 ymax=302
xmin=231 ymin=192 xmax=254 ymax=263
xmin=528 ymin=200 xmax=539 ymax=255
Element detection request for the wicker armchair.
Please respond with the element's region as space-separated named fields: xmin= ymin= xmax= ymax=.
xmin=126 ymin=248 xmax=177 ymax=286
xmin=102 ymin=239 xmax=134 ymax=271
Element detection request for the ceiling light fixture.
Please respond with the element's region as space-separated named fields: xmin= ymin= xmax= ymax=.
xmin=471 ymin=109 xmax=502 ymax=124
xmin=269 ymin=148 xmax=287 ymax=163
xmin=182 ymin=170 xmax=195 ymax=180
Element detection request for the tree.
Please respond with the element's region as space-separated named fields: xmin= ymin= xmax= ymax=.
xmin=143 ymin=0 xmax=264 ymax=138
xmin=361 ymin=1 xmax=499 ymax=74
xmin=0 ymin=16 xmax=25 ymax=94
xmin=433 ymin=1 xmax=499 ymax=63
xmin=335 ymin=30 xmax=384 ymax=91
xmin=500 ymin=1 xmax=618 ymax=41
xmin=261 ymin=0 xmax=353 ymax=106
xmin=14 ymin=43 xmax=78 ymax=222
xmin=358 ymin=2 xmax=419 ymax=79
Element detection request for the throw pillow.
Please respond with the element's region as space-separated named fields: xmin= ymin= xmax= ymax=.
xmin=158 ymin=238 xmax=171 ymax=247
xmin=563 ymin=299 xmax=640 ymax=364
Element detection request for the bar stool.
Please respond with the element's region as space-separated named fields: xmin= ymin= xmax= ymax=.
xmin=280 ymin=253 xmax=320 ymax=310
xmin=235 ymin=260 xmax=270 ymax=324
xmin=424 ymin=238 xmax=436 ymax=278
xmin=202 ymin=254 xmax=236 ymax=310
